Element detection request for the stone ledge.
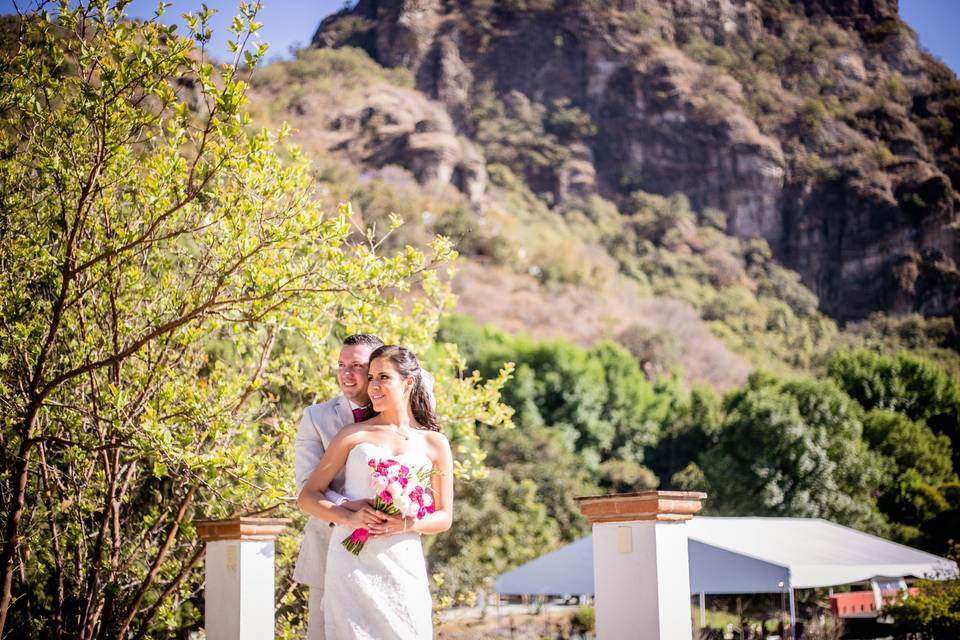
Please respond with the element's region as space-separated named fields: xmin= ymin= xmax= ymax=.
xmin=575 ymin=490 xmax=707 ymax=524
xmin=195 ymin=517 xmax=291 ymax=542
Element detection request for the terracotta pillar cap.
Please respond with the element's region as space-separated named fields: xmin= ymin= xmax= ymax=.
xmin=575 ymin=490 xmax=707 ymax=524
xmin=195 ymin=516 xmax=291 ymax=542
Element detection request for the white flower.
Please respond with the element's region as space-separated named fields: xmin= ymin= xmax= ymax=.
xmin=405 ymin=502 xmax=421 ymax=518
xmin=395 ymin=495 xmax=411 ymax=515
xmin=371 ymin=474 xmax=389 ymax=492
xmin=387 ymin=482 xmax=403 ymax=500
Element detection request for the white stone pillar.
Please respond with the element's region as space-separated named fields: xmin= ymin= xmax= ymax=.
xmin=576 ymin=490 xmax=706 ymax=640
xmin=196 ymin=517 xmax=290 ymax=640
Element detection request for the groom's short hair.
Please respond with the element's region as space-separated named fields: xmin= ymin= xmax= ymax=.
xmin=342 ymin=334 xmax=384 ymax=349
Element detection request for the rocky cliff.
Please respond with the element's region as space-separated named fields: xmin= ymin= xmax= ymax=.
xmin=312 ymin=0 xmax=959 ymax=321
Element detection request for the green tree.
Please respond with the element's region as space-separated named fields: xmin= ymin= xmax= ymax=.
xmin=588 ymin=341 xmax=662 ymax=461
xmin=828 ymin=349 xmax=960 ymax=466
xmin=424 ymin=468 xmax=562 ymax=603
xmin=702 ymin=373 xmax=885 ymax=530
xmin=646 ymin=383 xmax=723 ymax=486
xmin=0 ymin=4 xmax=509 ymax=637
xmin=864 ymin=410 xmax=956 ymax=487
xmin=481 ymin=420 xmax=598 ymax=541
xmin=439 ymin=317 xmax=664 ymax=469
xmin=862 ymin=409 xmax=957 ymax=548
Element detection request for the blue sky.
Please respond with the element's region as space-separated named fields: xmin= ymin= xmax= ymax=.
xmin=1 ymin=0 xmax=957 ymax=72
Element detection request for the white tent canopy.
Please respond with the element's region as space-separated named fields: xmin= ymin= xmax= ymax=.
xmin=495 ymin=517 xmax=957 ymax=597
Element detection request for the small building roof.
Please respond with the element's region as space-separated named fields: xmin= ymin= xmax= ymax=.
xmin=494 ymin=517 xmax=957 ymax=597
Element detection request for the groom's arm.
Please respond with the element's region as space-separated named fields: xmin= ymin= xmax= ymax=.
xmin=294 ymin=404 xmax=348 ymax=507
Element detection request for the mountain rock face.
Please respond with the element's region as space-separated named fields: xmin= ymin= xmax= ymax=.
xmin=313 ymin=0 xmax=959 ymax=321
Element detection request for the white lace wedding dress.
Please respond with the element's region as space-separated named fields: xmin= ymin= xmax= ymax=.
xmin=323 ymin=442 xmax=434 ymax=639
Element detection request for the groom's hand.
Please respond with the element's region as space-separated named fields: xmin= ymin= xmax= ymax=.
xmin=339 ymin=498 xmax=373 ymax=513
xmin=339 ymin=500 xmax=389 ymax=530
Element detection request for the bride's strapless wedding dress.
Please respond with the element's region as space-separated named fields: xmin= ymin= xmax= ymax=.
xmin=323 ymin=442 xmax=434 ymax=639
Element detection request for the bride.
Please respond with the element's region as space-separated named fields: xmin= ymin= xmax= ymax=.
xmin=299 ymin=345 xmax=454 ymax=639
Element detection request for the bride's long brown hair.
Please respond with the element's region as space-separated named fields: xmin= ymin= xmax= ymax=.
xmin=368 ymin=345 xmax=439 ymax=431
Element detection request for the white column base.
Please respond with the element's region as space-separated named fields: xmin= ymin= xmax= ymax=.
xmin=592 ymin=521 xmax=693 ymax=640
xmin=205 ymin=539 xmax=276 ymax=640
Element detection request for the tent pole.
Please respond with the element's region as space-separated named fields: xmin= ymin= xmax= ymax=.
xmin=788 ymin=584 xmax=797 ymax=640
xmin=699 ymin=592 xmax=706 ymax=628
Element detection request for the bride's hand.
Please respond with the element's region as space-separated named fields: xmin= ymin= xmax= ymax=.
xmin=340 ymin=503 xmax=389 ymax=530
xmin=369 ymin=513 xmax=411 ymax=537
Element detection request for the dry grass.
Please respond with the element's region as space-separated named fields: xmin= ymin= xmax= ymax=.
xmin=451 ymin=260 xmax=752 ymax=390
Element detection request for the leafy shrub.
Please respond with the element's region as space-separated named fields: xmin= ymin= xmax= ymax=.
xmin=547 ymin=97 xmax=598 ymax=141
xmin=795 ymin=153 xmax=839 ymax=180
xmin=571 ymin=606 xmax=596 ymax=633
xmin=799 ymin=97 xmax=829 ymax=128
xmin=872 ymin=142 xmax=897 ymax=167
xmin=884 ymin=546 xmax=960 ymax=637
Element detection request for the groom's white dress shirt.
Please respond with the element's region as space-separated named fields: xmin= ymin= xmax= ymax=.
xmin=293 ymin=394 xmax=355 ymax=588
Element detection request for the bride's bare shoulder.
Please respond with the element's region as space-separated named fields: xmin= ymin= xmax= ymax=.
xmin=423 ymin=430 xmax=451 ymax=456
xmin=330 ymin=423 xmax=372 ymax=447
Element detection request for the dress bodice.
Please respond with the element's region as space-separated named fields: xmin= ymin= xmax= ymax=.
xmin=344 ymin=442 xmax=433 ymax=501
xmin=325 ymin=442 xmax=435 ymax=639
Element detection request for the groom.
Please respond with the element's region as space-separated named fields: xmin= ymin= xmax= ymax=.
xmin=294 ymin=333 xmax=396 ymax=639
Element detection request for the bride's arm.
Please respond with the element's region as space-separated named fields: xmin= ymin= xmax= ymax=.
xmin=409 ymin=432 xmax=454 ymax=535
xmin=297 ymin=428 xmax=389 ymax=530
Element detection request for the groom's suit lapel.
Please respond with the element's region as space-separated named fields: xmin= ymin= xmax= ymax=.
xmin=332 ymin=395 xmax=354 ymax=429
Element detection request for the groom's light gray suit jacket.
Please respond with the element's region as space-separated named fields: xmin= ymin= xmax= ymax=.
xmin=293 ymin=395 xmax=353 ymax=588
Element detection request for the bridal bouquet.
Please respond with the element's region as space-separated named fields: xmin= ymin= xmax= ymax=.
xmin=341 ymin=457 xmax=435 ymax=555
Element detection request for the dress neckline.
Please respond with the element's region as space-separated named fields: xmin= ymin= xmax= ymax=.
xmin=350 ymin=441 xmax=432 ymax=467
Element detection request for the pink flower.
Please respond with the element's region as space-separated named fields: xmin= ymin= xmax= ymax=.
xmin=380 ymin=490 xmax=393 ymax=503
xmin=350 ymin=528 xmax=369 ymax=544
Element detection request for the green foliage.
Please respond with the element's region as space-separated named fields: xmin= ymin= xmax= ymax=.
xmin=252 ymin=46 xmax=413 ymax=94
xmin=884 ymin=547 xmax=960 ymax=637
xmin=571 ymin=606 xmax=597 ymax=633
xmin=882 ymin=71 xmax=912 ymax=104
xmin=671 ymin=462 xmax=709 ymax=492
xmin=560 ymin=190 xmax=838 ymax=373
xmin=827 ymin=349 xmax=960 ymax=465
xmin=786 ymin=31 xmax=831 ymax=68
xmin=836 ymin=313 xmax=960 ymax=379
xmin=480 ymin=421 xmax=598 ymax=541
xmin=799 ymin=97 xmax=829 ymax=128
xmin=702 ymin=373 xmax=885 ymax=530
xmin=433 ymin=204 xmax=509 ymax=263
xmin=425 ymin=469 xmax=562 ymax=603
xmin=439 ymin=316 xmax=662 ymax=467
xmin=795 ymin=153 xmax=840 ymax=181
xmin=882 ymin=469 xmax=951 ymax=532
xmin=863 ymin=410 xmax=955 ymax=488
xmin=679 ymin=29 xmax=745 ymax=72
xmin=598 ymin=459 xmax=659 ymax=493
xmin=647 ymin=384 xmax=723 ymax=485
xmin=0 ymin=4 xmax=510 ymax=637
xmin=872 ymin=142 xmax=898 ymax=167
xmin=547 ymin=97 xmax=598 ymax=141
xmin=467 ymin=84 xmax=569 ymax=184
